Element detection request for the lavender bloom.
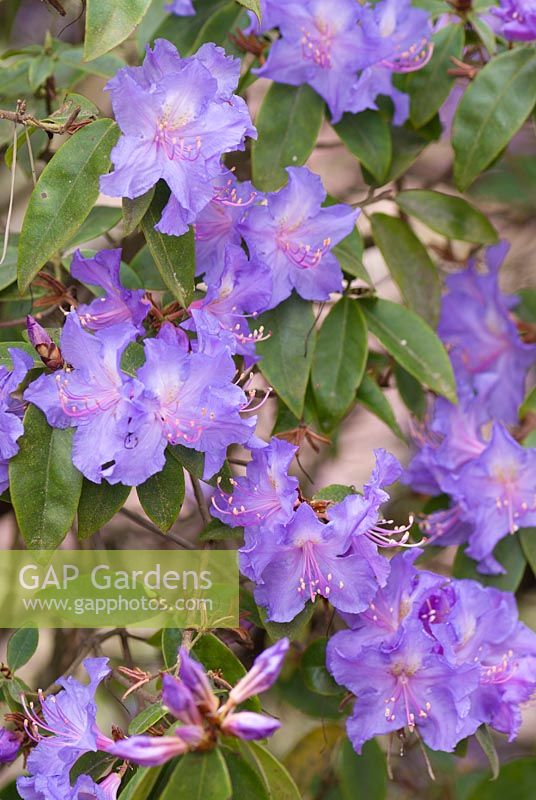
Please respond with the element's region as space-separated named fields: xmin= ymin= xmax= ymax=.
xmin=17 ymin=658 xmax=114 ymax=799
xmin=166 ymin=0 xmax=195 ymax=16
xmin=239 ymin=167 xmax=358 ymax=306
xmin=244 ymin=0 xmax=285 ymax=35
xmin=0 ymin=348 xmax=34 ymax=494
xmin=229 ymin=638 xmax=290 ymax=704
xmin=254 ymin=502 xmax=379 ymax=622
xmin=0 ymin=727 xmax=20 ymax=763
xmin=254 ymin=0 xmax=364 ymax=123
xmin=24 ymin=314 xmax=153 ymax=486
xmin=220 ymin=711 xmax=281 ymax=739
xmin=454 ymin=424 xmax=536 ymax=573
xmin=107 ymin=732 xmax=193 ymax=767
xmin=136 ymin=330 xmax=261 ymax=479
xmin=177 ymin=647 xmax=219 ymax=714
xmin=193 ymin=170 xmax=259 ymax=283
xmin=71 ymin=249 xmax=150 ymax=334
xmin=184 ymin=244 xmax=272 ymax=364
xmin=70 ymin=773 xmax=121 ymax=800
xmin=490 ymin=1 xmax=536 ymax=41
xmin=100 ymin=40 xmax=256 ymax=235
xmin=327 ymin=622 xmax=480 ymax=753
xmin=27 ymin=316 xmax=64 ymax=371
xmin=438 ymin=243 xmax=536 ymax=424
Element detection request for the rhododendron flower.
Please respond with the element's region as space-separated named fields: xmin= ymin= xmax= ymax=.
xmin=490 ymin=1 xmax=536 ymax=41
xmin=0 ymin=727 xmax=20 ymax=764
xmin=71 ymin=248 xmax=150 ymax=334
xmin=239 ymin=167 xmax=358 ymax=306
xmin=100 ymin=40 xmax=256 ymax=235
xmin=0 ymin=348 xmax=33 ymax=494
xmin=166 ymin=0 xmax=195 ymax=16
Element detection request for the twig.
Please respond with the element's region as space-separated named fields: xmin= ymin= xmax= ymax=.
xmin=118 ymin=507 xmax=195 ymax=549
xmin=0 ymin=119 xmax=17 ymax=266
xmin=190 ymin=474 xmax=211 ymax=527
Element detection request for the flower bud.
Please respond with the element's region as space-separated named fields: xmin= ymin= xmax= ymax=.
xmin=0 ymin=727 xmax=20 ymax=764
xmin=26 ymin=316 xmax=64 ymax=371
xmin=220 ymin=711 xmax=280 ymax=740
xmin=228 ymin=638 xmax=289 ymax=705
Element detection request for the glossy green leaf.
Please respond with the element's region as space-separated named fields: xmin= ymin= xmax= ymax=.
xmin=453 ymin=536 xmax=526 ymax=592
xmin=222 ymin=747 xmax=270 ymax=800
xmin=252 ymin=83 xmax=325 ymax=191
xmin=394 ymin=363 xmax=427 ymax=420
xmin=119 ymin=765 xmax=164 ymax=800
xmin=381 ymin=120 xmax=438 ymax=183
xmin=128 ymin=702 xmax=167 ymax=735
xmin=123 ymin=188 xmax=155 ymax=236
xmin=159 ymin=749 xmax=232 ymax=800
xmin=193 ymin=633 xmax=261 ymax=712
xmin=467 ymin=758 xmax=536 ymax=800
xmin=162 ymin=628 xmax=182 ymax=669
xmin=28 ymin=54 xmax=54 ymax=92
xmin=257 ymin=295 xmax=317 ymax=418
xmin=190 ymin=2 xmax=248 ymax=53
xmin=396 ymin=190 xmax=498 ymax=244
xmin=55 ymin=47 xmax=126 ymax=80
xmin=469 ymin=13 xmax=497 ymax=56
xmin=284 ymin=726 xmax=344 ymax=796
xmin=336 ymin=738 xmax=387 ymax=800
xmin=519 ymin=528 xmax=536 ymax=575
xmin=151 ymin=1 xmax=229 ymax=55
xmin=334 ymin=111 xmax=392 ymax=184
xmin=475 ymin=725 xmax=500 ymax=781
xmin=333 ymin=228 xmax=371 ymax=285
xmin=236 ymin=0 xmax=261 ymax=20
xmin=199 ymin=519 xmax=244 ymax=541
xmin=453 ymin=48 xmax=536 ymax=191
xmin=85 ymin=0 xmax=153 ymax=61
xmin=258 ymin=602 xmax=315 ymax=643
xmin=405 ymin=23 xmax=465 ymax=128
xmin=301 ymin=638 xmax=341 ymax=696
xmin=0 ymin=342 xmax=40 ymax=369
xmin=0 ymin=246 xmax=17 ymax=291
xmin=129 ymin=245 xmax=167 ymax=290
xmin=360 ymin=298 xmax=456 ymax=402
xmin=242 ymin=742 xmax=301 ymax=800
xmin=77 ymin=479 xmax=131 ymax=539
xmin=9 ymin=406 xmax=83 ymax=549
xmin=137 ymin=450 xmax=185 ymax=532
xmin=313 ymin=484 xmax=357 ymax=503
xmin=141 ymin=184 xmax=196 ymax=307
xmin=356 ymin=373 xmax=404 ymax=440
xmin=520 ymin=387 xmax=536 ymax=420
xmin=312 ymin=298 xmax=368 ymax=431
xmin=7 ymin=627 xmax=39 ymax=671
xmin=65 ymin=206 xmax=123 ymax=250
xmin=18 ymin=119 xmax=119 ymax=292
xmin=371 ymin=213 xmax=440 ymax=325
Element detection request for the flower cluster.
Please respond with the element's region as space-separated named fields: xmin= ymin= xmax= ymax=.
xmin=254 ymin=0 xmax=433 ymax=124
xmin=212 ymin=441 xmax=416 ymax=622
xmin=489 ymin=1 xmax=536 ymax=41
xmin=0 ymin=348 xmax=34 ymax=495
xmin=407 ymin=244 xmax=536 ymax=573
xmin=13 ymin=643 xmax=288 ymax=795
xmin=327 ymin=550 xmax=536 ymax=753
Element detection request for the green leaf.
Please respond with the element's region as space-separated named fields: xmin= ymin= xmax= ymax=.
xmin=332 ymin=228 xmax=371 ymax=285
xmin=193 ymin=633 xmax=261 ymax=712
xmin=222 ymin=747 xmax=270 ymax=800
xmin=129 ymin=245 xmax=167 ymax=290
xmin=284 ymin=726 xmax=344 ymax=797
xmin=405 ymin=23 xmax=465 ymax=128
xmin=70 ymin=751 xmax=114 ymax=784
xmin=85 ymin=0 xmax=153 ymax=61
xmin=151 ymin=1 xmax=229 ymax=56
xmin=242 ymin=742 xmax=301 ymax=800
xmin=17 ymin=119 xmax=119 ymax=293
xmin=396 ymin=190 xmax=498 ymax=244
xmin=453 ymin=48 xmax=536 ymax=191
xmin=199 ymin=519 xmax=244 ymax=541
xmin=257 ymin=295 xmax=317 ymax=418
xmin=77 ymin=479 xmax=130 ymax=539
xmin=7 ymin=627 xmax=39 ymax=671
xmin=9 ymin=406 xmax=83 ymax=549
xmin=28 ymin=53 xmax=54 ymax=92
xmin=467 ymin=758 xmax=536 ymax=800
xmin=313 ymin=484 xmax=357 ymax=503
xmin=360 ymin=298 xmax=457 ymax=403
xmin=474 ymin=725 xmax=500 ymax=781
xmin=394 ymin=363 xmax=427 ymax=420
xmin=65 ymin=206 xmax=123 ymax=250
xmin=469 ymin=13 xmax=497 ymax=56
xmin=381 ymin=120 xmax=438 ymax=183
xmin=141 ymin=183 xmax=196 ymax=307
xmin=162 ymin=628 xmax=182 ymax=669
xmin=371 ymin=214 xmax=440 ymax=326
xmin=518 ymin=528 xmax=536 ymax=575
xmin=301 ymin=638 xmax=341 ymax=696
xmin=356 ymin=373 xmax=404 ymax=440
xmin=336 ymin=738 xmax=387 ymax=800
xmin=334 ymin=111 xmax=392 ymax=184
xmin=0 ymin=342 xmax=40 ymax=369
xmin=55 ymin=47 xmax=126 ymax=80
xmin=236 ymin=0 xmax=261 ymax=21
xmin=520 ymin=387 xmax=536 ymax=420
xmin=159 ymin=750 xmax=232 ymax=800
xmin=123 ymin=188 xmax=155 ymax=236
xmin=137 ymin=450 xmax=185 ymax=532
xmin=191 ymin=2 xmax=248 ymax=53
xmin=453 ymin=536 xmax=526 ymax=592
xmin=258 ymin=602 xmax=315 ymax=643
xmin=118 ymin=765 xmax=164 ymax=800
xmin=128 ymin=702 xmax=167 ymax=735
xmin=312 ymin=298 xmax=368 ymax=431
xmin=252 ymin=83 xmax=325 ymax=191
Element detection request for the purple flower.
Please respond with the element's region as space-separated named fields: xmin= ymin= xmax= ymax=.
xmin=452 ymin=424 xmax=536 ymax=573
xmin=239 ymin=167 xmax=358 ymax=306
xmin=490 ymin=1 xmax=536 ymax=41
xmin=136 ymin=330 xmax=261 ymax=479
xmin=71 ymin=248 xmax=150 ymax=334
xmin=254 ymin=0 xmax=364 ymax=123
xmin=0 ymin=727 xmax=20 ymax=763
xmin=27 ymin=316 xmax=64 ymax=371
xmin=17 ymin=658 xmax=114 ymax=799
xmin=438 ymin=243 xmax=536 ymax=424
xmin=23 ymin=314 xmax=153 ymax=486
xmin=166 ymin=0 xmax=195 ymax=16
xmin=220 ymin=711 xmax=281 ymax=739
xmin=184 ymin=244 xmax=272 ymax=364
xmin=253 ymin=502 xmax=379 ymax=622
xmin=70 ymin=773 xmax=121 ymax=800
xmin=228 ymin=638 xmax=290 ymax=704
xmin=193 ymin=169 xmax=260 ymax=283
xmin=176 ymin=646 xmax=219 ymax=714
xmin=327 ymin=621 xmax=480 ymax=753
xmin=107 ymin=732 xmax=193 ymax=767
xmin=0 ymin=348 xmax=34 ymax=494
xmin=244 ymin=0 xmax=285 ymax=34
xmin=100 ymin=39 xmax=256 ymax=236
